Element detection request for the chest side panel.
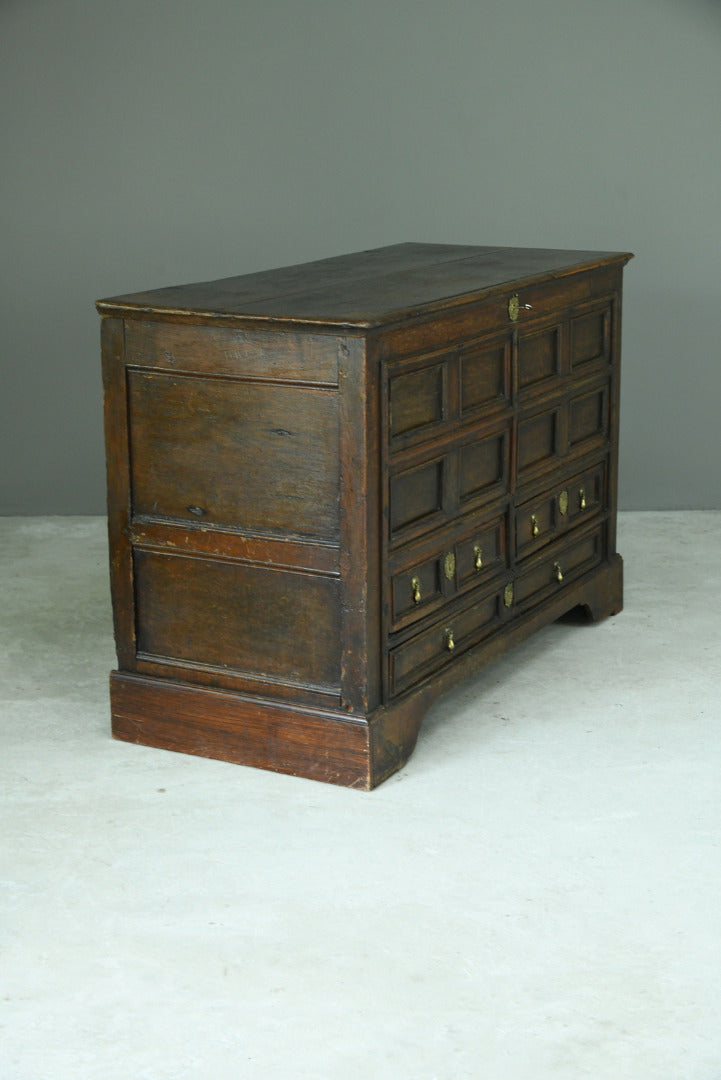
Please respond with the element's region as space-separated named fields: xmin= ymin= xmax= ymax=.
xmin=106 ymin=318 xmax=346 ymax=703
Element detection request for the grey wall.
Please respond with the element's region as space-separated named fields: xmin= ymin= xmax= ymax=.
xmin=2 ymin=0 xmax=720 ymax=513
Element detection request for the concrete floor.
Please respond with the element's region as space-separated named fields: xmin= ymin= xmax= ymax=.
xmin=1 ymin=513 xmax=720 ymax=1080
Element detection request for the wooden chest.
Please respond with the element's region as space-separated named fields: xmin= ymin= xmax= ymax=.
xmin=98 ymin=242 xmax=632 ymax=788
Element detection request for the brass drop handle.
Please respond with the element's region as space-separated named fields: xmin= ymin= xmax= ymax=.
xmin=579 ymin=487 xmax=587 ymax=511
xmin=531 ymin=514 xmax=540 ymax=538
xmin=444 ymin=628 xmax=456 ymax=652
xmin=473 ymin=544 xmax=483 ymax=570
xmin=411 ymin=576 xmax=422 ymax=604
xmin=553 ymin=561 xmax=564 ymax=582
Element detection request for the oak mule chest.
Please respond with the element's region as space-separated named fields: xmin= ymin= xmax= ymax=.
xmin=98 ymin=242 xmax=632 ymax=788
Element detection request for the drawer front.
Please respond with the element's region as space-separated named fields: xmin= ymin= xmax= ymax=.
xmin=389 ymin=511 xmax=508 ymax=631
xmin=389 ymin=589 xmax=501 ymax=697
xmin=512 ymin=526 xmax=605 ymax=613
xmin=134 ymin=549 xmax=341 ymax=691
xmin=128 ymin=371 xmax=340 ymax=541
xmin=515 ymin=459 xmax=607 ymax=560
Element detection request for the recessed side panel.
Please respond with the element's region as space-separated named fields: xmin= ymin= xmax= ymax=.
xmin=134 ymin=550 xmax=341 ymax=692
xmin=127 ymin=372 xmax=340 ymax=540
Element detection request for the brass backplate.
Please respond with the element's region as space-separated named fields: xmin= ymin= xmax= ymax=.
xmin=558 ymin=489 xmax=569 ymax=516
xmin=504 ymin=582 xmax=514 ymax=608
xmin=444 ymin=551 xmax=456 ymax=581
xmin=508 ymin=294 xmax=520 ymax=322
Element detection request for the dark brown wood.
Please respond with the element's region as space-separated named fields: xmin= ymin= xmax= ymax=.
xmin=98 ymin=242 xmax=632 ymax=788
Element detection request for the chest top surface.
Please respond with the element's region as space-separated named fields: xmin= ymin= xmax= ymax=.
xmin=96 ymin=242 xmax=632 ymax=329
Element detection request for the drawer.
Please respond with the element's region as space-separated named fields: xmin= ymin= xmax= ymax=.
xmin=127 ymin=371 xmax=340 ymax=541
xmin=389 ymin=588 xmax=502 ymax=697
xmin=515 ymin=459 xmax=606 ymax=560
xmin=389 ymin=511 xmax=508 ymax=631
xmin=511 ymin=525 xmax=605 ymax=613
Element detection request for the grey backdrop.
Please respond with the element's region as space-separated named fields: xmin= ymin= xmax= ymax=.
xmin=2 ymin=0 xmax=720 ymax=513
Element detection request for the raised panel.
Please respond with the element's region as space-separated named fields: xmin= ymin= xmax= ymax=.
xmin=460 ymin=336 xmax=510 ymax=416
xmin=389 ymin=458 xmax=445 ymax=539
xmin=517 ymin=323 xmax=562 ymax=393
xmin=569 ymin=384 xmax=609 ymax=451
xmin=459 ymin=431 xmax=508 ymax=506
xmin=128 ymin=372 xmax=340 ymax=540
xmin=389 ymin=361 xmax=446 ymax=440
xmin=517 ymin=408 xmax=561 ymax=477
xmin=134 ymin=550 xmax=341 ymax=690
xmin=570 ymin=306 xmax=610 ymax=370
